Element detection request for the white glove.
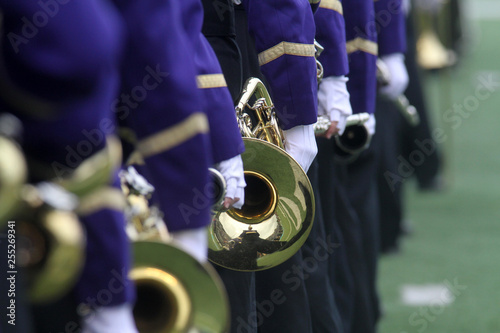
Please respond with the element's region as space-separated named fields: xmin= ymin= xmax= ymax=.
xmin=318 ymin=76 xmax=353 ymax=136
xmin=214 ymin=154 xmax=246 ymax=209
xmin=282 ymin=124 xmax=318 ymax=173
xmin=82 ymin=303 xmax=138 ymax=333
xmin=378 ymin=53 xmax=409 ymax=100
xmin=170 ymin=227 xmax=208 ymax=263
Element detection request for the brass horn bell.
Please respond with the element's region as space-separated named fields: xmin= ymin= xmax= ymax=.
xmin=131 ymin=241 xmax=230 ymax=333
xmin=208 ymin=78 xmax=315 ymax=271
xmin=121 ymin=167 xmax=230 ymax=333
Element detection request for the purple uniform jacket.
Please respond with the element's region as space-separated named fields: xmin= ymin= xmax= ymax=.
xmin=113 ymin=0 xmax=213 ymax=232
xmin=179 ymin=0 xmax=244 ymax=164
xmin=374 ymin=0 xmax=407 ymax=56
xmin=0 ymin=0 xmax=124 ymax=169
xmin=314 ymin=0 xmax=349 ymax=78
xmin=343 ymin=0 xmax=406 ymax=115
xmin=342 ymin=0 xmax=378 ymax=115
xmin=241 ymin=0 xmax=318 ymax=130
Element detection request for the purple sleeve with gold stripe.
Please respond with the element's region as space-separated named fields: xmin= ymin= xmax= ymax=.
xmin=314 ymin=0 xmax=349 ymax=77
xmin=195 ymin=37 xmax=245 ymax=163
xmin=343 ymin=0 xmax=377 ymax=114
xmin=241 ymin=0 xmax=318 ymax=130
xmin=180 ymin=0 xmax=245 ymax=164
xmin=75 ymin=175 xmax=135 ymax=306
xmin=374 ymin=0 xmax=407 ymax=56
xmin=114 ymin=0 xmax=212 ymax=231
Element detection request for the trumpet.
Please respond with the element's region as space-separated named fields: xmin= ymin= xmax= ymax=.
xmin=208 ymin=78 xmax=315 ymax=272
xmin=314 ymin=113 xmax=370 ymax=135
xmin=120 ymin=167 xmax=230 ymax=333
xmin=315 ymin=112 xmax=372 ymax=163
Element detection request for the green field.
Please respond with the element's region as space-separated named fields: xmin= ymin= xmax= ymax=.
xmin=377 ymin=4 xmax=500 ymax=333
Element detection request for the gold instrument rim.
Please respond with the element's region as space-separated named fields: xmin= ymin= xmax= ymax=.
xmin=130 ymin=266 xmax=192 ymax=333
xmin=228 ymin=170 xmax=278 ymax=224
xmin=132 ymin=240 xmax=230 ymax=333
xmin=25 ymin=209 xmax=86 ymax=303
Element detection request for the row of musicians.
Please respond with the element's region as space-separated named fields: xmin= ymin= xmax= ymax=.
xmin=0 ymin=0 xmax=411 ymax=332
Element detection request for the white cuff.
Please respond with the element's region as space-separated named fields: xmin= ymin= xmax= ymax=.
xmin=82 ymin=303 xmax=138 ymax=333
xmin=283 ymin=124 xmax=318 ymax=173
xmin=317 ymin=76 xmax=353 ymax=135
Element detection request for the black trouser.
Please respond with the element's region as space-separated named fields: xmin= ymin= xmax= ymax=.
xmin=375 ymin=98 xmax=405 ymax=253
xmin=332 ymin=139 xmax=381 ymax=333
xmin=303 ymin=154 xmax=344 ymax=333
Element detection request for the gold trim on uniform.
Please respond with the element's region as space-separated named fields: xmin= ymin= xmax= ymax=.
xmin=77 ymin=187 xmax=127 ymax=215
xmin=258 ymin=42 xmax=316 ymax=66
xmin=319 ymin=0 xmax=343 ymax=14
xmin=136 ymin=112 xmax=209 ymax=159
xmin=196 ymin=74 xmax=227 ymax=89
xmin=346 ymin=38 xmax=378 ymax=55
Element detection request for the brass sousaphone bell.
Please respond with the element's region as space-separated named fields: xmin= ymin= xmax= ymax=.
xmin=120 ymin=167 xmax=230 ymax=333
xmin=208 ymin=78 xmax=315 ymax=271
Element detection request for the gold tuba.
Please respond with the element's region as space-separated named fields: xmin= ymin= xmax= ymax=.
xmin=208 ymin=78 xmax=315 ymax=271
xmin=414 ymin=1 xmax=457 ymax=71
xmin=120 ymin=167 xmax=230 ymax=333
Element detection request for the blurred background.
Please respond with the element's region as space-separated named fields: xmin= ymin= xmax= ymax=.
xmin=377 ymin=0 xmax=500 ymax=332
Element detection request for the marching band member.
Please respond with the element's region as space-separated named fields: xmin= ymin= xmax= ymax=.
xmin=0 ymin=1 xmax=138 ymax=332
xmin=100 ymin=0 xmax=247 ymax=330
xmin=338 ymin=0 xmax=408 ymax=332
xmin=202 ymin=1 xmax=321 ymax=331
xmin=199 ymin=1 xmax=260 ymax=331
xmin=338 ymin=0 xmax=380 ymax=330
xmin=373 ymin=0 xmax=410 ymax=256
xmin=307 ymin=0 xmax=352 ymax=331
xmin=233 ymin=0 xmax=319 ymax=332
xmin=111 ymin=0 xmax=218 ymax=265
